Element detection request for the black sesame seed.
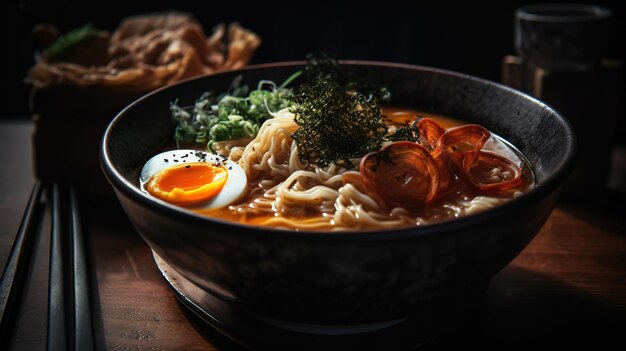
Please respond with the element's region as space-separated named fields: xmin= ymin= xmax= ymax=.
xmin=174 ymin=159 xmax=179 ymax=162
xmin=164 ymin=159 xmax=169 ymax=162
xmin=185 ymin=165 xmax=190 ymax=168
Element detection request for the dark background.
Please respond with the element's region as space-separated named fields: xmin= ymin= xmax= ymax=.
xmin=1 ymin=0 xmax=624 ymax=117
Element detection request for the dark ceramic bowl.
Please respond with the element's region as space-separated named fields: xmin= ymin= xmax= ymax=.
xmin=101 ymin=61 xmax=576 ymax=347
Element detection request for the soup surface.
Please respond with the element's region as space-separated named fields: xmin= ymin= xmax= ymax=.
xmin=143 ymin=107 xmax=533 ymax=231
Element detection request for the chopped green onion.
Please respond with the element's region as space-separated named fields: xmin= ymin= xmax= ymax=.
xmin=171 ymin=74 xmax=297 ymax=152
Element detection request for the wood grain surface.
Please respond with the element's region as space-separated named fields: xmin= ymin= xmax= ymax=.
xmin=1 ymin=120 xmax=625 ymax=350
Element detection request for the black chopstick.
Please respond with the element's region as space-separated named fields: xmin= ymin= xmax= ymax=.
xmin=69 ymin=186 xmax=95 ymax=351
xmin=47 ymin=183 xmax=68 ymax=351
xmin=47 ymin=183 xmax=96 ymax=351
xmin=0 ymin=181 xmax=43 ymax=346
xmin=1 ymin=181 xmax=96 ymax=350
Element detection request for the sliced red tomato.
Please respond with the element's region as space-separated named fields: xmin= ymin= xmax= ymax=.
xmin=413 ymin=118 xmax=448 ymax=196
xmin=431 ymin=150 xmax=455 ymax=198
xmin=416 ymin=118 xmax=446 ymax=151
xmin=360 ymin=142 xmax=440 ymax=207
xmin=464 ymin=151 xmax=524 ymax=192
xmin=438 ymin=124 xmax=490 ymax=167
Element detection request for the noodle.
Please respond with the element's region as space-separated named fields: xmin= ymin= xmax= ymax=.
xmin=222 ymin=108 xmax=525 ymax=230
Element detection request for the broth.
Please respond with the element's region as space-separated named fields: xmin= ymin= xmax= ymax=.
xmin=182 ymin=107 xmax=535 ymax=231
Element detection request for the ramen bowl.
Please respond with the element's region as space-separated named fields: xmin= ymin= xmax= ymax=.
xmin=101 ymin=62 xmax=576 ymax=349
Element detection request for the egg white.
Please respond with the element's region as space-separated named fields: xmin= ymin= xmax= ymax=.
xmin=140 ymin=149 xmax=247 ymax=210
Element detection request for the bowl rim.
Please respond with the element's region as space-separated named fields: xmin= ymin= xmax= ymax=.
xmin=101 ymin=60 xmax=577 ymax=241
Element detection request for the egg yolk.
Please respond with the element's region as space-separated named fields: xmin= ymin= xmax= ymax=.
xmin=146 ymin=162 xmax=228 ymax=205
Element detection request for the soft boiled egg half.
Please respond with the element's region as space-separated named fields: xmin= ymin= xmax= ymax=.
xmin=140 ymin=150 xmax=247 ymax=210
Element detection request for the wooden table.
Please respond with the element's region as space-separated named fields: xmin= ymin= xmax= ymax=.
xmin=1 ymin=119 xmax=625 ymax=350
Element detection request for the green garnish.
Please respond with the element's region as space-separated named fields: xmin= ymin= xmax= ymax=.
xmin=290 ymin=77 xmax=387 ymax=168
xmin=171 ymin=54 xmax=401 ymax=162
xmin=44 ymin=23 xmax=97 ymax=61
xmin=171 ymin=72 xmax=300 ymax=152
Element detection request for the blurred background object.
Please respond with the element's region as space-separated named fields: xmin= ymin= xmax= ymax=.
xmin=3 ymin=0 xmax=623 ymax=117
xmin=19 ymin=11 xmax=260 ymax=193
xmin=26 ymin=13 xmax=260 ymax=90
xmin=502 ymin=3 xmax=623 ymax=197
